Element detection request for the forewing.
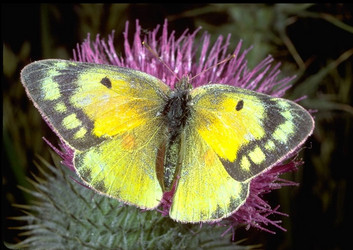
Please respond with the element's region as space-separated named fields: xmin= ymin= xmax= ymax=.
xmin=21 ymin=59 xmax=170 ymax=151
xmin=190 ymin=84 xmax=314 ymax=182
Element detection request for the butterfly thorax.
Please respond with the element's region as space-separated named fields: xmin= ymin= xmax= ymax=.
xmin=160 ymin=78 xmax=192 ymax=190
xmin=162 ymin=78 xmax=192 ymax=141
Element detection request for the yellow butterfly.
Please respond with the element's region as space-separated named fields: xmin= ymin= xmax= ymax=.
xmin=21 ymin=59 xmax=314 ymax=223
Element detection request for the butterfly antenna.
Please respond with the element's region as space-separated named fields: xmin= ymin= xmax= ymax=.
xmin=189 ymin=54 xmax=236 ymax=81
xmin=142 ymin=41 xmax=180 ymax=81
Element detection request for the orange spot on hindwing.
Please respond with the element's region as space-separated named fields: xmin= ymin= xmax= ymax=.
xmin=121 ymin=134 xmax=136 ymax=150
xmin=204 ymin=149 xmax=216 ymax=165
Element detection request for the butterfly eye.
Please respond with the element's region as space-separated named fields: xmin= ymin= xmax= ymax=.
xmin=235 ymin=100 xmax=244 ymax=111
xmin=100 ymin=77 xmax=112 ymax=89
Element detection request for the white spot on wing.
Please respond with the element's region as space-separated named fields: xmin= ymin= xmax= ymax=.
xmin=244 ymin=133 xmax=255 ymax=141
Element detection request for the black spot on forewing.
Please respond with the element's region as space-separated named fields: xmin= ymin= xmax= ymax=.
xmin=236 ymin=100 xmax=244 ymax=111
xmin=100 ymin=77 xmax=112 ymax=89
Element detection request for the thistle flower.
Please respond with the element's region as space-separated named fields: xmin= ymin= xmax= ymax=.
xmin=62 ymin=19 xmax=304 ymax=234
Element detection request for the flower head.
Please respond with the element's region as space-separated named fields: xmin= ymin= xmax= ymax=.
xmin=53 ymin=19 xmax=309 ymax=233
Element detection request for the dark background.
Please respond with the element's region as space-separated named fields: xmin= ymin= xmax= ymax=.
xmin=3 ymin=4 xmax=353 ymax=249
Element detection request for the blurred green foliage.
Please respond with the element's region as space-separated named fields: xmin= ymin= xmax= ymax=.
xmin=3 ymin=3 xmax=352 ymax=249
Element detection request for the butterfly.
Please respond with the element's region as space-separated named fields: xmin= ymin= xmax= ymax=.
xmin=21 ymin=59 xmax=314 ymax=223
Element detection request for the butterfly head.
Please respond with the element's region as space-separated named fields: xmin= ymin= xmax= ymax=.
xmin=174 ymin=76 xmax=193 ymax=92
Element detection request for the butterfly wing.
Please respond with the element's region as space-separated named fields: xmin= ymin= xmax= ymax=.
xmin=189 ymin=84 xmax=314 ymax=182
xmin=170 ymin=84 xmax=314 ymax=222
xmin=74 ymin=122 xmax=165 ymax=209
xmin=170 ymin=124 xmax=249 ymax=222
xmin=21 ymin=59 xmax=170 ymax=209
